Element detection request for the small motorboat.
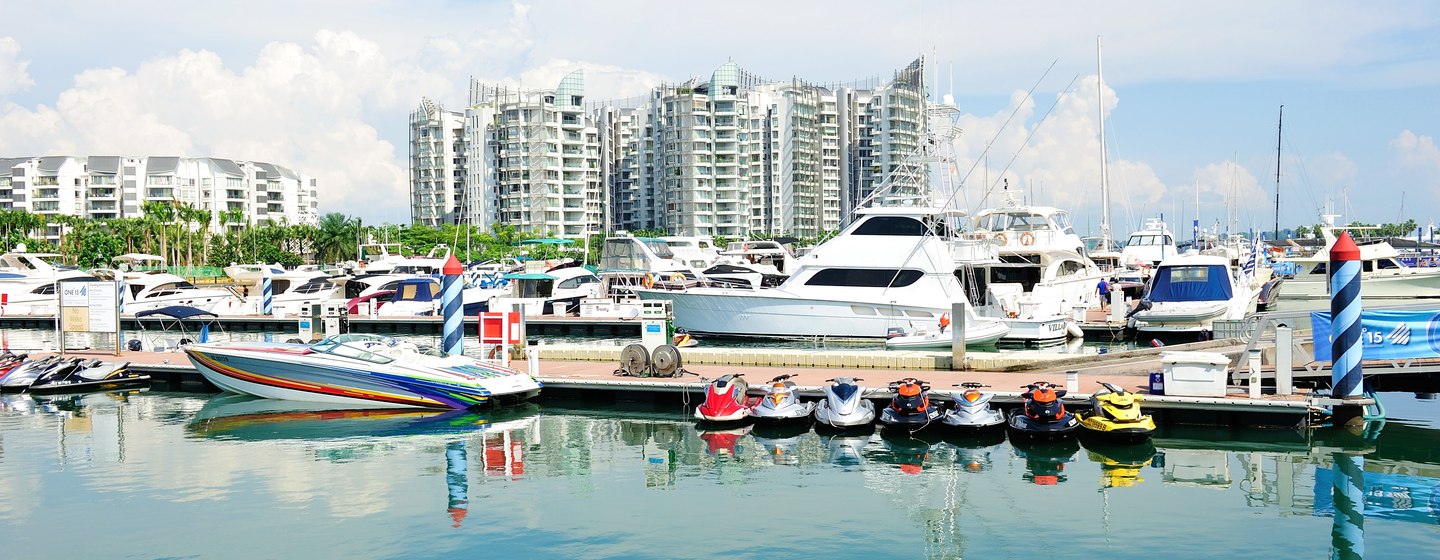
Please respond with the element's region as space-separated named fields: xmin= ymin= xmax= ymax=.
xmin=671 ymin=328 xmax=699 ymax=348
xmin=884 ymin=318 xmax=1010 ymax=350
xmin=184 ymin=334 xmax=542 ymax=409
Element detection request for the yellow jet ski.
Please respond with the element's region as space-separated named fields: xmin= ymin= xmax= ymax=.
xmin=1076 ymin=381 xmax=1156 ymax=442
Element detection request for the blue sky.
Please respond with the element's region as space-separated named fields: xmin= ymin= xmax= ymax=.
xmin=0 ymin=0 xmax=1436 ymax=237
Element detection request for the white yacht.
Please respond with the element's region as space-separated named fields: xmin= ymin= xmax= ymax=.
xmin=1119 ymin=217 xmax=1177 ymax=269
xmin=596 ymin=235 xmax=697 ymax=296
xmin=701 ymin=240 xmax=797 ymax=288
xmin=104 ymin=254 xmax=240 ymax=313
xmin=660 ymin=236 xmax=721 ymax=271
xmin=1129 ymin=253 xmax=1260 ymax=334
xmin=0 ymin=248 xmax=92 ymax=314
xmin=962 ymin=194 xmax=1105 ymax=343
xmin=1275 ymin=224 xmax=1440 ymax=299
xmin=630 ymin=206 xmax=1010 ymax=343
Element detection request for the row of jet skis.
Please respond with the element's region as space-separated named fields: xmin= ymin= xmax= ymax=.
xmin=694 ymin=373 xmax=1157 ymax=442
xmin=0 ymin=352 xmax=150 ymax=394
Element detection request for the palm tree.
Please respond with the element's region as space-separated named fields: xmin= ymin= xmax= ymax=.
xmin=314 ymin=213 xmax=355 ymax=264
xmin=142 ymin=201 xmax=175 ymax=263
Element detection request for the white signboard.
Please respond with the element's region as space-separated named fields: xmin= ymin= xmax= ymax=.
xmin=59 ymin=280 xmax=121 ymax=336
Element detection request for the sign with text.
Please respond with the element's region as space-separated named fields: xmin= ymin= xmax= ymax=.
xmin=1310 ymin=310 xmax=1440 ymax=361
xmin=59 ymin=280 xmax=120 ymax=334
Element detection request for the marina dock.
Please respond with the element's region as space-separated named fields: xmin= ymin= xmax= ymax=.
xmin=46 ymin=336 xmax=1337 ymax=429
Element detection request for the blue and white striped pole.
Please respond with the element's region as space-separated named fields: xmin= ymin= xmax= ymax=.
xmin=117 ymin=278 xmax=126 ymax=314
xmin=1329 ymin=231 xmax=1363 ymax=399
xmin=260 ymin=268 xmax=273 ymax=316
xmin=1329 ymin=452 xmax=1366 ymax=560
xmin=441 ymin=255 xmax=464 ymax=357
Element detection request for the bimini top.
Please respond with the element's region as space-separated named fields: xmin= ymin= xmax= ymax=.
xmin=134 ymin=305 xmax=219 ymax=319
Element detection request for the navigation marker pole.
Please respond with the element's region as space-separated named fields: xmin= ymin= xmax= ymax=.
xmin=1329 ymin=231 xmax=1363 ymax=400
xmin=261 ymin=268 xmax=273 ymax=316
xmin=442 ymin=254 xmax=464 ymax=357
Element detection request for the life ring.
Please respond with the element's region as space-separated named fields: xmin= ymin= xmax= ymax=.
xmin=993 ymin=233 xmax=1008 ymax=245
xmin=641 ymin=273 xmax=657 ymax=289
xmin=1020 ymin=232 xmax=1036 ymax=246
xmin=669 ymin=272 xmax=686 ymax=283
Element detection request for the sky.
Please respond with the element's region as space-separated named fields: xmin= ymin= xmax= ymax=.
xmin=1 ymin=0 xmax=1437 ymax=238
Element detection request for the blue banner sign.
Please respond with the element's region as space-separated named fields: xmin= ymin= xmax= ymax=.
xmin=1310 ymin=310 xmax=1440 ymax=361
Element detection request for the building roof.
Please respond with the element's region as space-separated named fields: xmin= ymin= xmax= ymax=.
xmin=87 ymin=156 xmax=121 ymax=174
xmin=37 ymin=156 xmax=69 ymax=173
xmin=147 ymin=156 xmax=179 ymax=174
xmin=0 ymin=158 xmax=26 ymax=177
xmin=211 ymin=158 xmax=245 ymax=177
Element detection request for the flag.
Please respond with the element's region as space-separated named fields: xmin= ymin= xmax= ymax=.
xmin=1241 ymin=236 xmax=1263 ymax=279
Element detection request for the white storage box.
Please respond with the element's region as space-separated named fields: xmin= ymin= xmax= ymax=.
xmin=1160 ymin=351 xmax=1231 ymax=397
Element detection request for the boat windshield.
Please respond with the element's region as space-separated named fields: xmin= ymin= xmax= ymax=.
xmin=309 ymin=334 xmax=397 ymax=364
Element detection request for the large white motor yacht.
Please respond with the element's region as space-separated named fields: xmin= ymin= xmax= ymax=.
xmin=1275 ymin=222 xmax=1440 ymax=299
xmin=0 ymin=248 xmax=93 ymax=315
xmin=631 ymin=206 xmax=1009 ymax=343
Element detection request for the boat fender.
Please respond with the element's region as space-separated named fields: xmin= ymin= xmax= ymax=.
xmin=1066 ymin=320 xmax=1084 ymax=339
xmin=1020 ymin=232 xmax=1036 ymax=246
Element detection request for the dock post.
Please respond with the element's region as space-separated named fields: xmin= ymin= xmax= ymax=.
xmin=1248 ymin=348 xmax=1262 ymax=398
xmin=950 ymin=301 xmax=966 ymax=371
xmin=441 ymin=255 xmax=464 ymax=357
xmin=1275 ymin=325 xmax=1293 ymax=396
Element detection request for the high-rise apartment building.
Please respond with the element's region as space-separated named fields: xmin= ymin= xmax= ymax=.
xmin=409 ymin=58 xmax=930 ymax=239
xmin=0 ymin=155 xmax=317 ymax=240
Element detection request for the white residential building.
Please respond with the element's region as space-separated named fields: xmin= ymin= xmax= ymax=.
xmin=410 ymin=58 xmax=930 ymax=240
xmin=0 ymin=156 xmax=318 ymax=240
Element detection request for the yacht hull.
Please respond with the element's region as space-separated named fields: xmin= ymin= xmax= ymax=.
xmin=635 ymin=288 xmax=991 ymax=339
xmin=1278 ymin=273 xmax=1440 ymax=299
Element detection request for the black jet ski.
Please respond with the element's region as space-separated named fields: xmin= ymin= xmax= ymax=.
xmin=28 ymin=359 xmax=148 ymax=394
xmin=1006 ymin=381 xmax=1079 ymax=440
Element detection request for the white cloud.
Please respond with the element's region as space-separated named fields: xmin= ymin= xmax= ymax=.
xmin=0 ymin=37 xmax=34 ymax=95
xmin=949 ymin=74 xmax=1174 ymax=234
xmin=1391 ymin=130 xmax=1440 ymax=169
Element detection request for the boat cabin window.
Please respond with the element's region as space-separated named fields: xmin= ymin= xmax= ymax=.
xmin=1052 ymin=211 xmax=1075 ymax=234
xmin=1378 ymin=259 xmax=1402 ymax=270
xmin=1056 ymin=259 xmax=1087 ymax=277
xmin=1126 ymin=234 xmax=1173 ymax=246
xmin=977 ymin=212 xmax=1047 ymax=232
xmin=31 ymin=283 xmax=55 ymax=295
xmin=1362 ymin=261 xmax=1373 ymax=272
xmin=293 ymin=280 xmax=333 ymax=294
xmin=1309 ymin=263 xmax=1327 ymax=275
xmin=397 ymin=282 xmax=439 ymax=300
xmin=805 ymin=268 xmax=924 ymax=288
xmin=989 ymin=265 xmax=1041 ymax=292
xmin=556 ymin=275 xmax=598 ymax=290
xmin=643 ymin=240 xmax=675 ymax=259
xmin=852 ymin=216 xmax=927 ymax=236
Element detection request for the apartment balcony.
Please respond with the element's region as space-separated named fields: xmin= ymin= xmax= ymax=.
xmin=88 ymin=200 xmax=118 ymax=212
xmin=35 ymin=189 xmax=61 ymax=200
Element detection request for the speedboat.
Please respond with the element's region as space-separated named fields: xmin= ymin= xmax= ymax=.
xmin=1129 ymin=253 xmax=1259 ymax=335
xmin=184 ymin=334 xmax=542 ymax=409
xmin=102 ymin=254 xmax=239 ymax=313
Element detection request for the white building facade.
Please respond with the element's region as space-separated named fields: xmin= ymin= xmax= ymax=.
xmin=0 ymin=156 xmax=318 ymax=240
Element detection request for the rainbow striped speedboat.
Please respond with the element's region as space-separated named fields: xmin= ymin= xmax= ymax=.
xmin=184 ymin=334 xmax=541 ymax=409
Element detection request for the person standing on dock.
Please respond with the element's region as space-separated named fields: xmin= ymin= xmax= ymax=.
xmin=1096 ymin=277 xmax=1111 ymax=310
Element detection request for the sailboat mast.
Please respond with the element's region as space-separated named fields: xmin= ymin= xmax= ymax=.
xmin=1274 ymin=105 xmax=1283 ymax=241
xmin=1097 ymin=37 xmax=1111 ymax=250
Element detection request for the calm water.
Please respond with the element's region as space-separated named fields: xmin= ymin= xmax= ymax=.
xmin=0 ymin=390 xmax=1436 ymax=559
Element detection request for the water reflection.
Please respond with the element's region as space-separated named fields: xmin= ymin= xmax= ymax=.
xmin=1012 ymin=438 xmax=1080 ymax=486
xmin=0 ymin=393 xmax=1436 ymax=558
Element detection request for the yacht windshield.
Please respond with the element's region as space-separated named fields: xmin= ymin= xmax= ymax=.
xmin=643 ymin=240 xmax=675 ymax=259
